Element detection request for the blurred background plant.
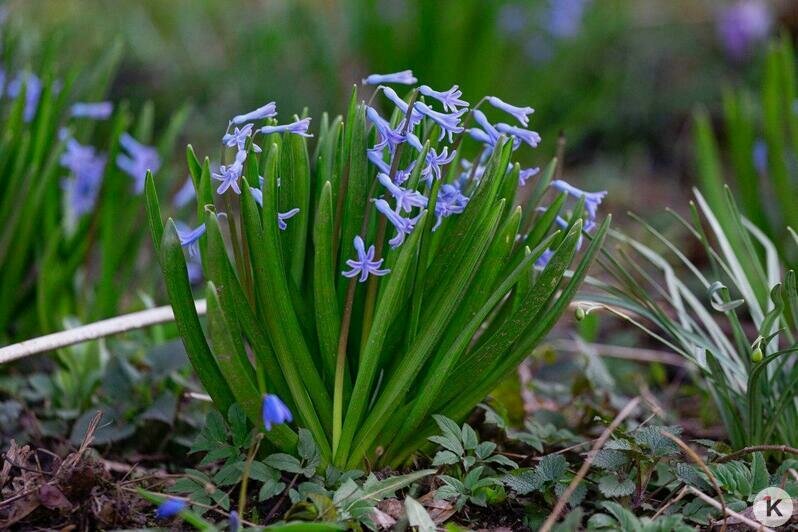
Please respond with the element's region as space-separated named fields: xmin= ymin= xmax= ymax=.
xmin=9 ymin=0 xmax=791 ymax=167
xmin=695 ymin=34 xmax=798 ymax=267
xmin=0 ymin=26 xmax=190 ymax=344
xmin=587 ymin=189 xmax=798 ymax=449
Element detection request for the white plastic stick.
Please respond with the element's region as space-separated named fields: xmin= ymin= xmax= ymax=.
xmin=0 ymin=300 xmax=206 ymax=364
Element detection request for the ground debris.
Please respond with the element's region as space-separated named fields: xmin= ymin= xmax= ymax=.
xmin=0 ymin=412 xmax=151 ymax=530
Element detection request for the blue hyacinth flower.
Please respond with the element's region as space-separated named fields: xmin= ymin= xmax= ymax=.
xmin=418 ymin=85 xmax=469 ymax=112
xmin=116 ymin=133 xmax=161 ymax=194
xmin=519 ymin=167 xmax=540 ymax=186
xmin=229 ymin=510 xmax=240 ymax=532
xmin=7 ymin=72 xmax=41 ymax=122
xmin=259 ymin=117 xmax=313 ymax=138
xmin=212 ymin=150 xmax=247 ymax=195
xmin=366 ymin=106 xmax=405 ymax=152
xmin=176 ymin=222 xmax=207 ymax=257
xmin=342 ymin=236 xmax=391 ymax=282
xmin=487 ymin=96 xmax=534 ymax=127
xmin=374 ymin=198 xmax=422 ymax=248
xmin=262 ymin=394 xmax=292 ymax=430
xmin=277 ymin=208 xmax=300 ymax=230
xmin=59 ymin=138 xmax=107 ymax=217
xmin=377 ymin=172 xmax=428 ymax=213
xmin=433 ymin=183 xmax=469 ymax=230
xmin=550 ymin=179 xmax=607 ymax=220
xmin=496 ymin=123 xmax=541 ymax=149
xmin=367 ymin=147 xmax=391 ymax=174
xmin=471 ymin=110 xmax=501 ymax=146
xmin=70 ymin=101 xmax=113 ymax=120
xmin=223 ymin=123 xmax=261 ymax=153
xmin=231 ymin=102 xmax=277 ymax=125
xmin=362 ymin=69 xmax=417 ymax=85
xmin=248 ymin=187 xmax=300 ymax=231
xmin=414 ymin=102 xmax=465 ymax=142
xmin=155 ymin=498 xmax=186 ymax=519
xmin=421 ymin=147 xmax=456 ymax=185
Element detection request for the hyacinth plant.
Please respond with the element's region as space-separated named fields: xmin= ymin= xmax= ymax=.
xmin=146 ymin=70 xmax=609 ymax=469
xmin=0 ymin=36 xmax=189 ymax=342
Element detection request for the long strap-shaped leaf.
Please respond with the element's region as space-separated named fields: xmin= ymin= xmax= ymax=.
xmin=205 ymin=283 xmax=297 ymax=451
xmin=313 ymin=181 xmax=342 ymax=387
xmin=334 ymin=212 xmax=429 ymax=466
xmin=203 ymin=211 xmax=293 ymax=405
xmin=346 ymin=201 xmax=505 ymax=468
xmin=160 ymin=221 xmax=236 ymax=413
xmin=240 ymin=181 xmax=331 ymax=458
xmin=387 ymin=231 xmax=558 ymax=457
xmin=445 ymin=217 xmax=610 ymax=418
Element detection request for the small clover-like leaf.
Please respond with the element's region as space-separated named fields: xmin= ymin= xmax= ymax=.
xmin=597 ymin=474 xmax=636 ymax=498
xmin=487 ymin=454 xmax=518 ymax=470
xmin=461 ymin=423 xmax=478 ymax=450
xmin=475 ymin=441 xmax=497 ymax=460
xmin=259 ymin=478 xmax=286 ymax=501
xmin=502 ymin=469 xmax=542 ymax=495
xmin=297 ymin=428 xmax=319 ymax=462
xmin=592 ymin=449 xmax=630 ymax=470
xmin=264 ymin=453 xmax=305 ymax=474
xmin=432 ymin=450 xmax=460 ymax=466
xmin=536 ymin=454 xmax=568 ymax=483
xmin=433 ymin=415 xmax=463 ymax=445
xmin=428 ymin=434 xmax=464 ymax=456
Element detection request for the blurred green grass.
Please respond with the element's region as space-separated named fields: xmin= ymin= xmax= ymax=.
xmin=8 ymin=0 xmax=771 ymax=167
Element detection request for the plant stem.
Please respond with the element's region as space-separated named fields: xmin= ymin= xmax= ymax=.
xmin=237 ymin=433 xmax=264 ymax=517
xmin=333 ymin=277 xmax=358 ymax=461
xmin=359 ymin=91 xmax=419 ymax=345
xmin=224 ymin=193 xmax=247 ymax=287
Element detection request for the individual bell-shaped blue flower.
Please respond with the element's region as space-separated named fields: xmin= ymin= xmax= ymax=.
xmin=259 ymin=117 xmax=313 ymax=138
xmin=231 ymin=102 xmax=277 ymax=125
xmin=377 ymin=172 xmax=428 ymax=213
xmin=116 ymin=133 xmax=161 ymax=194
xmin=155 ymin=498 xmax=186 ymax=519
xmin=342 ymin=236 xmax=391 ymax=282
xmin=550 ymin=179 xmax=607 ymax=220
xmin=433 ymin=183 xmax=469 ymax=230
xmin=176 ymin=222 xmax=207 ymax=257
xmin=374 ymin=198 xmax=422 ymax=248
xmin=487 ymin=96 xmax=534 ymax=126
xmin=212 ymin=150 xmax=247 ymax=195
xmin=362 ymin=69 xmax=417 ymax=85
xmin=223 ymin=123 xmax=261 ymax=153
xmin=262 ymin=394 xmax=292 ymax=431
xmin=414 ymin=102 xmax=465 ymax=142
xmin=496 ymin=123 xmax=541 ymax=149
xmin=419 ymin=85 xmax=469 ymax=112
xmin=70 ymin=101 xmax=113 ymax=120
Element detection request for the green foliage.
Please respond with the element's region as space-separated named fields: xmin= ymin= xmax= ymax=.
xmin=587 ymin=501 xmax=693 ymax=532
xmin=146 ymin=85 xmax=608 ymax=470
xmin=591 ymin=188 xmax=798 ymax=449
xmin=0 ymin=34 xmax=188 ymax=343
xmin=695 ymin=35 xmax=798 ymax=268
xmin=0 ymin=335 xmax=199 ymax=449
xmin=169 ymin=403 xmax=435 ymax=528
xmin=429 ymin=416 xmax=515 ymax=510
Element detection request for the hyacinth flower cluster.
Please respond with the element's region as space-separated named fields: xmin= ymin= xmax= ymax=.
xmin=146 ymin=69 xmax=609 ymax=470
